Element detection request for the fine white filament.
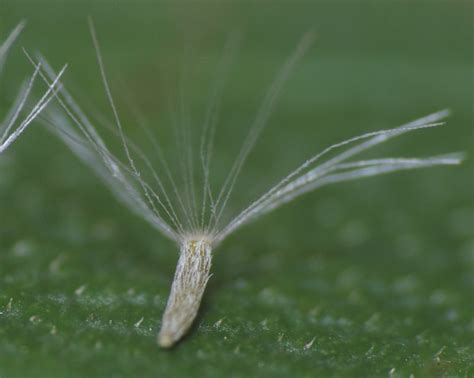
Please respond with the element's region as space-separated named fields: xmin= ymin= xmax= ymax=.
xmin=0 ymin=22 xmax=67 ymax=155
xmin=35 ymin=20 xmax=462 ymax=347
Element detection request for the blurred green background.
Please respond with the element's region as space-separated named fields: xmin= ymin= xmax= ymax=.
xmin=0 ymin=1 xmax=473 ymax=377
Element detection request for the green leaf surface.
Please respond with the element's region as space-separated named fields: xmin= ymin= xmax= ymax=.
xmin=1 ymin=1 xmax=473 ymax=377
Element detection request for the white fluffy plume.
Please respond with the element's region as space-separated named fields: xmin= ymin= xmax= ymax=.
xmin=35 ymin=20 xmax=462 ymax=347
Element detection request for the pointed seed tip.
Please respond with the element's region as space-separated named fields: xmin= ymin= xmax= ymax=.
xmin=158 ymin=333 xmax=175 ymax=348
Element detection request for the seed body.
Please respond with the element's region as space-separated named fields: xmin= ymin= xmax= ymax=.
xmin=158 ymin=238 xmax=213 ymax=348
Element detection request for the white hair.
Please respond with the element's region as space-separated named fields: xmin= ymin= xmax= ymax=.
xmin=36 ymin=20 xmax=462 ymax=347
